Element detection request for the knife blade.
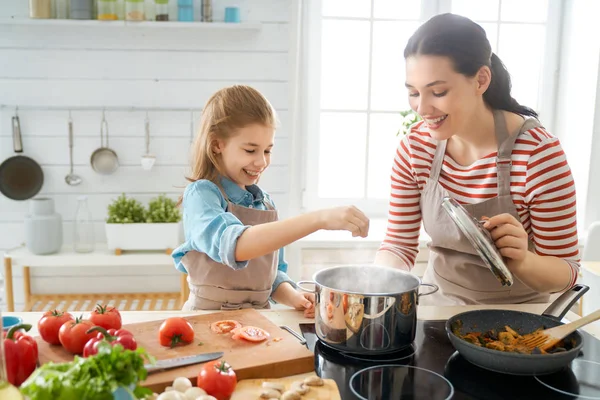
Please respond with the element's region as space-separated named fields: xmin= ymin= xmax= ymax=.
xmin=144 ymin=351 xmax=224 ymax=374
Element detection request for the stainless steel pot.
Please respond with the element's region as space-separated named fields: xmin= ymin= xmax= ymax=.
xmin=298 ymin=265 xmax=438 ymax=355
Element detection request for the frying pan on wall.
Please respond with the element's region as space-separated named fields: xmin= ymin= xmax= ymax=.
xmin=0 ymin=111 xmax=44 ymax=201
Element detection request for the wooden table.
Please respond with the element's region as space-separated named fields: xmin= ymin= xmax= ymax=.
xmin=3 ymin=245 xmax=189 ymax=312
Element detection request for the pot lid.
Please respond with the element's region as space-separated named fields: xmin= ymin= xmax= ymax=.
xmin=441 ymin=196 xmax=513 ymax=287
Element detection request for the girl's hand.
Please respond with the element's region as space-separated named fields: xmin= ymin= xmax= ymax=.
xmin=290 ymin=291 xmax=315 ymax=318
xmin=483 ymin=213 xmax=529 ymax=272
xmin=318 ymin=206 xmax=370 ymax=238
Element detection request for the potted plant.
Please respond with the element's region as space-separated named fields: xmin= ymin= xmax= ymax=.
xmin=398 ymin=109 xmax=422 ymax=136
xmin=104 ymin=194 xmax=181 ymax=255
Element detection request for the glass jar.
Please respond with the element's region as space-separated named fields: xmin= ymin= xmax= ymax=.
xmin=125 ymin=0 xmax=145 ymax=21
xmin=73 ymin=196 xmax=95 ymax=253
xmin=98 ymin=0 xmax=118 ymax=20
xmin=177 ymin=0 xmax=193 ymax=22
xmin=70 ymin=0 xmax=93 ymax=19
xmin=155 ymin=0 xmax=169 ymax=21
xmin=54 ymin=0 xmax=69 ymax=19
xmin=29 ymin=0 xmax=52 ymax=19
xmin=0 ymin=314 xmax=23 ymax=399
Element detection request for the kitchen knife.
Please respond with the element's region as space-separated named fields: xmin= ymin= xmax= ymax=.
xmin=144 ymin=351 xmax=224 ymax=374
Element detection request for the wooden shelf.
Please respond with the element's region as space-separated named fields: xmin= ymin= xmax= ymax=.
xmin=26 ymin=291 xmax=183 ymax=312
xmin=0 ymin=18 xmax=262 ymax=30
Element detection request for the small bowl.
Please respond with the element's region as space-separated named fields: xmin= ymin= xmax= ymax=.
xmin=2 ymin=315 xmax=23 ymax=331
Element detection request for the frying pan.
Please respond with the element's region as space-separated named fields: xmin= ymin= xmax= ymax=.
xmin=445 ymin=284 xmax=589 ymax=376
xmin=0 ymin=112 xmax=44 ymax=200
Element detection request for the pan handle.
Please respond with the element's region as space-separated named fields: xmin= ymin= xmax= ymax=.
xmin=542 ymin=284 xmax=589 ymax=321
xmin=12 ymin=114 xmax=23 ymax=153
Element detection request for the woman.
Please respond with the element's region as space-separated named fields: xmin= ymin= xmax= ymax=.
xmin=374 ymin=13 xmax=580 ymax=305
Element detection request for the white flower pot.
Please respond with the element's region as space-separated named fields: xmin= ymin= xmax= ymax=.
xmin=105 ymin=223 xmax=180 ymax=253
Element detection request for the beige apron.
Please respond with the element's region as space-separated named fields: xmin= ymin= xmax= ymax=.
xmin=419 ymin=110 xmax=550 ymax=305
xmin=181 ymin=200 xmax=279 ymax=311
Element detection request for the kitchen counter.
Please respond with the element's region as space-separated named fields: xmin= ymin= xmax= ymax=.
xmin=7 ymin=303 xmax=599 ymax=340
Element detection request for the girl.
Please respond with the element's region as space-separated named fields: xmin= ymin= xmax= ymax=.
xmin=375 ymin=14 xmax=580 ymax=305
xmin=173 ymin=85 xmax=370 ymax=315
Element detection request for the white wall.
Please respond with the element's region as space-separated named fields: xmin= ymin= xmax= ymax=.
xmin=554 ymin=0 xmax=600 ymax=233
xmin=0 ymin=0 xmax=299 ymax=309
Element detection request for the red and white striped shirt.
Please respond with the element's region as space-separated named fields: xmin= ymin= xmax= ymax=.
xmin=379 ymin=121 xmax=580 ymax=289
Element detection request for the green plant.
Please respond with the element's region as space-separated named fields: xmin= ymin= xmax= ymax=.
xmin=397 ymin=109 xmax=422 ymax=136
xmin=146 ymin=194 xmax=181 ymax=223
xmin=106 ymin=194 xmax=146 ymax=224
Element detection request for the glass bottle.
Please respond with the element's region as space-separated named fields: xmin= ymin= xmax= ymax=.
xmin=97 ymin=0 xmax=118 ymax=20
xmin=29 ymin=0 xmax=52 ymax=19
xmin=70 ymin=0 xmax=93 ymax=19
xmin=155 ymin=0 xmax=169 ymax=21
xmin=125 ymin=0 xmax=145 ymax=21
xmin=73 ymin=196 xmax=95 ymax=253
xmin=0 ymin=313 xmax=24 ymax=399
xmin=177 ymin=0 xmax=193 ymax=22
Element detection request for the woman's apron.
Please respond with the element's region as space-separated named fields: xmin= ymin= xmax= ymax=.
xmin=419 ymin=110 xmax=550 ymax=305
xmin=181 ymin=200 xmax=279 ymax=311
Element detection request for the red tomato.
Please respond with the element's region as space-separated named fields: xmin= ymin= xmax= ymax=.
xmin=90 ymin=304 xmax=122 ymax=330
xmin=38 ymin=310 xmax=74 ymax=345
xmin=197 ymin=360 xmax=237 ymax=400
xmin=58 ymin=317 xmax=96 ymax=354
xmin=231 ymin=326 xmax=270 ymax=342
xmin=210 ymin=320 xmax=242 ymax=334
xmin=158 ymin=317 xmax=194 ymax=348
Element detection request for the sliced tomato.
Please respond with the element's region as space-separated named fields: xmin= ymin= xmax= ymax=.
xmin=210 ymin=320 xmax=242 ymax=334
xmin=231 ymin=326 xmax=270 ymax=342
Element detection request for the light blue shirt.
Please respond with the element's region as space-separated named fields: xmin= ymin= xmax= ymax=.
xmin=171 ymin=177 xmax=295 ymax=295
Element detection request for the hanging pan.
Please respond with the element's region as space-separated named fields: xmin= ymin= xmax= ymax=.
xmin=0 ymin=109 xmax=44 ymax=200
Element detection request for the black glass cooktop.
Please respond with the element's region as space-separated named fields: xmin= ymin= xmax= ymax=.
xmin=300 ymin=320 xmax=600 ymax=400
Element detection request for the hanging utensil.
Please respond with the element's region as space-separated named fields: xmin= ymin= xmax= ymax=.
xmin=65 ymin=111 xmax=82 ymax=186
xmin=0 ymin=107 xmax=44 ymax=200
xmin=90 ymin=110 xmax=119 ymax=175
xmin=141 ymin=112 xmax=155 ymax=170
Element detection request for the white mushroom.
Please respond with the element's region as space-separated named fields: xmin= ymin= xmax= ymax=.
xmin=157 ymin=391 xmax=186 ymax=400
xmin=260 ymin=388 xmax=281 ymax=399
xmin=303 ymin=376 xmax=324 ymax=386
xmin=261 ymin=381 xmax=286 ymax=393
xmin=184 ymin=387 xmax=207 ymax=400
xmin=290 ymin=381 xmax=310 ymax=395
xmin=172 ymin=377 xmax=193 ymax=393
xmin=281 ymin=391 xmax=302 ymax=400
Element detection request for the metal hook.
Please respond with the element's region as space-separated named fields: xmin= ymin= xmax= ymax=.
xmin=68 ymin=109 xmax=72 ymax=122
xmin=15 ymin=106 xmax=18 ymax=117
xmin=190 ymin=109 xmax=195 ymax=143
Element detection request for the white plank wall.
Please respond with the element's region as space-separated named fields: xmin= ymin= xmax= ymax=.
xmin=0 ymin=0 xmax=297 ymax=310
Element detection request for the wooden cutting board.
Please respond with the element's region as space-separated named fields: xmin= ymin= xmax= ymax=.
xmin=35 ymin=309 xmax=315 ymax=393
xmin=231 ymin=374 xmax=341 ymax=400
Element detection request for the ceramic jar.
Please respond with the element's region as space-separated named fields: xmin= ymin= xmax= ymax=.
xmin=24 ymin=198 xmax=63 ymax=255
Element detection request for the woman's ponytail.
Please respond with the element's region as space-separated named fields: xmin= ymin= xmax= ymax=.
xmin=484 ymin=53 xmax=538 ymax=118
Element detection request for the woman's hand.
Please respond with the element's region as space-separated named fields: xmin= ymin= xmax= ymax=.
xmin=483 ymin=213 xmax=529 ymax=272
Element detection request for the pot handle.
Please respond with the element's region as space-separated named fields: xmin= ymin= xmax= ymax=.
xmin=418 ymin=283 xmax=439 ymax=297
xmin=296 ymin=280 xmax=317 ymax=294
xmin=542 ymin=284 xmax=589 ymax=321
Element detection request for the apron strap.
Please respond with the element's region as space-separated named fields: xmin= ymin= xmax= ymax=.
xmin=429 ymin=139 xmax=448 ymax=183
xmin=494 ymin=111 xmax=542 ymax=196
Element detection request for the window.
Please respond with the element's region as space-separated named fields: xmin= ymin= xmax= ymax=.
xmin=301 ymin=0 xmax=561 ymax=218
